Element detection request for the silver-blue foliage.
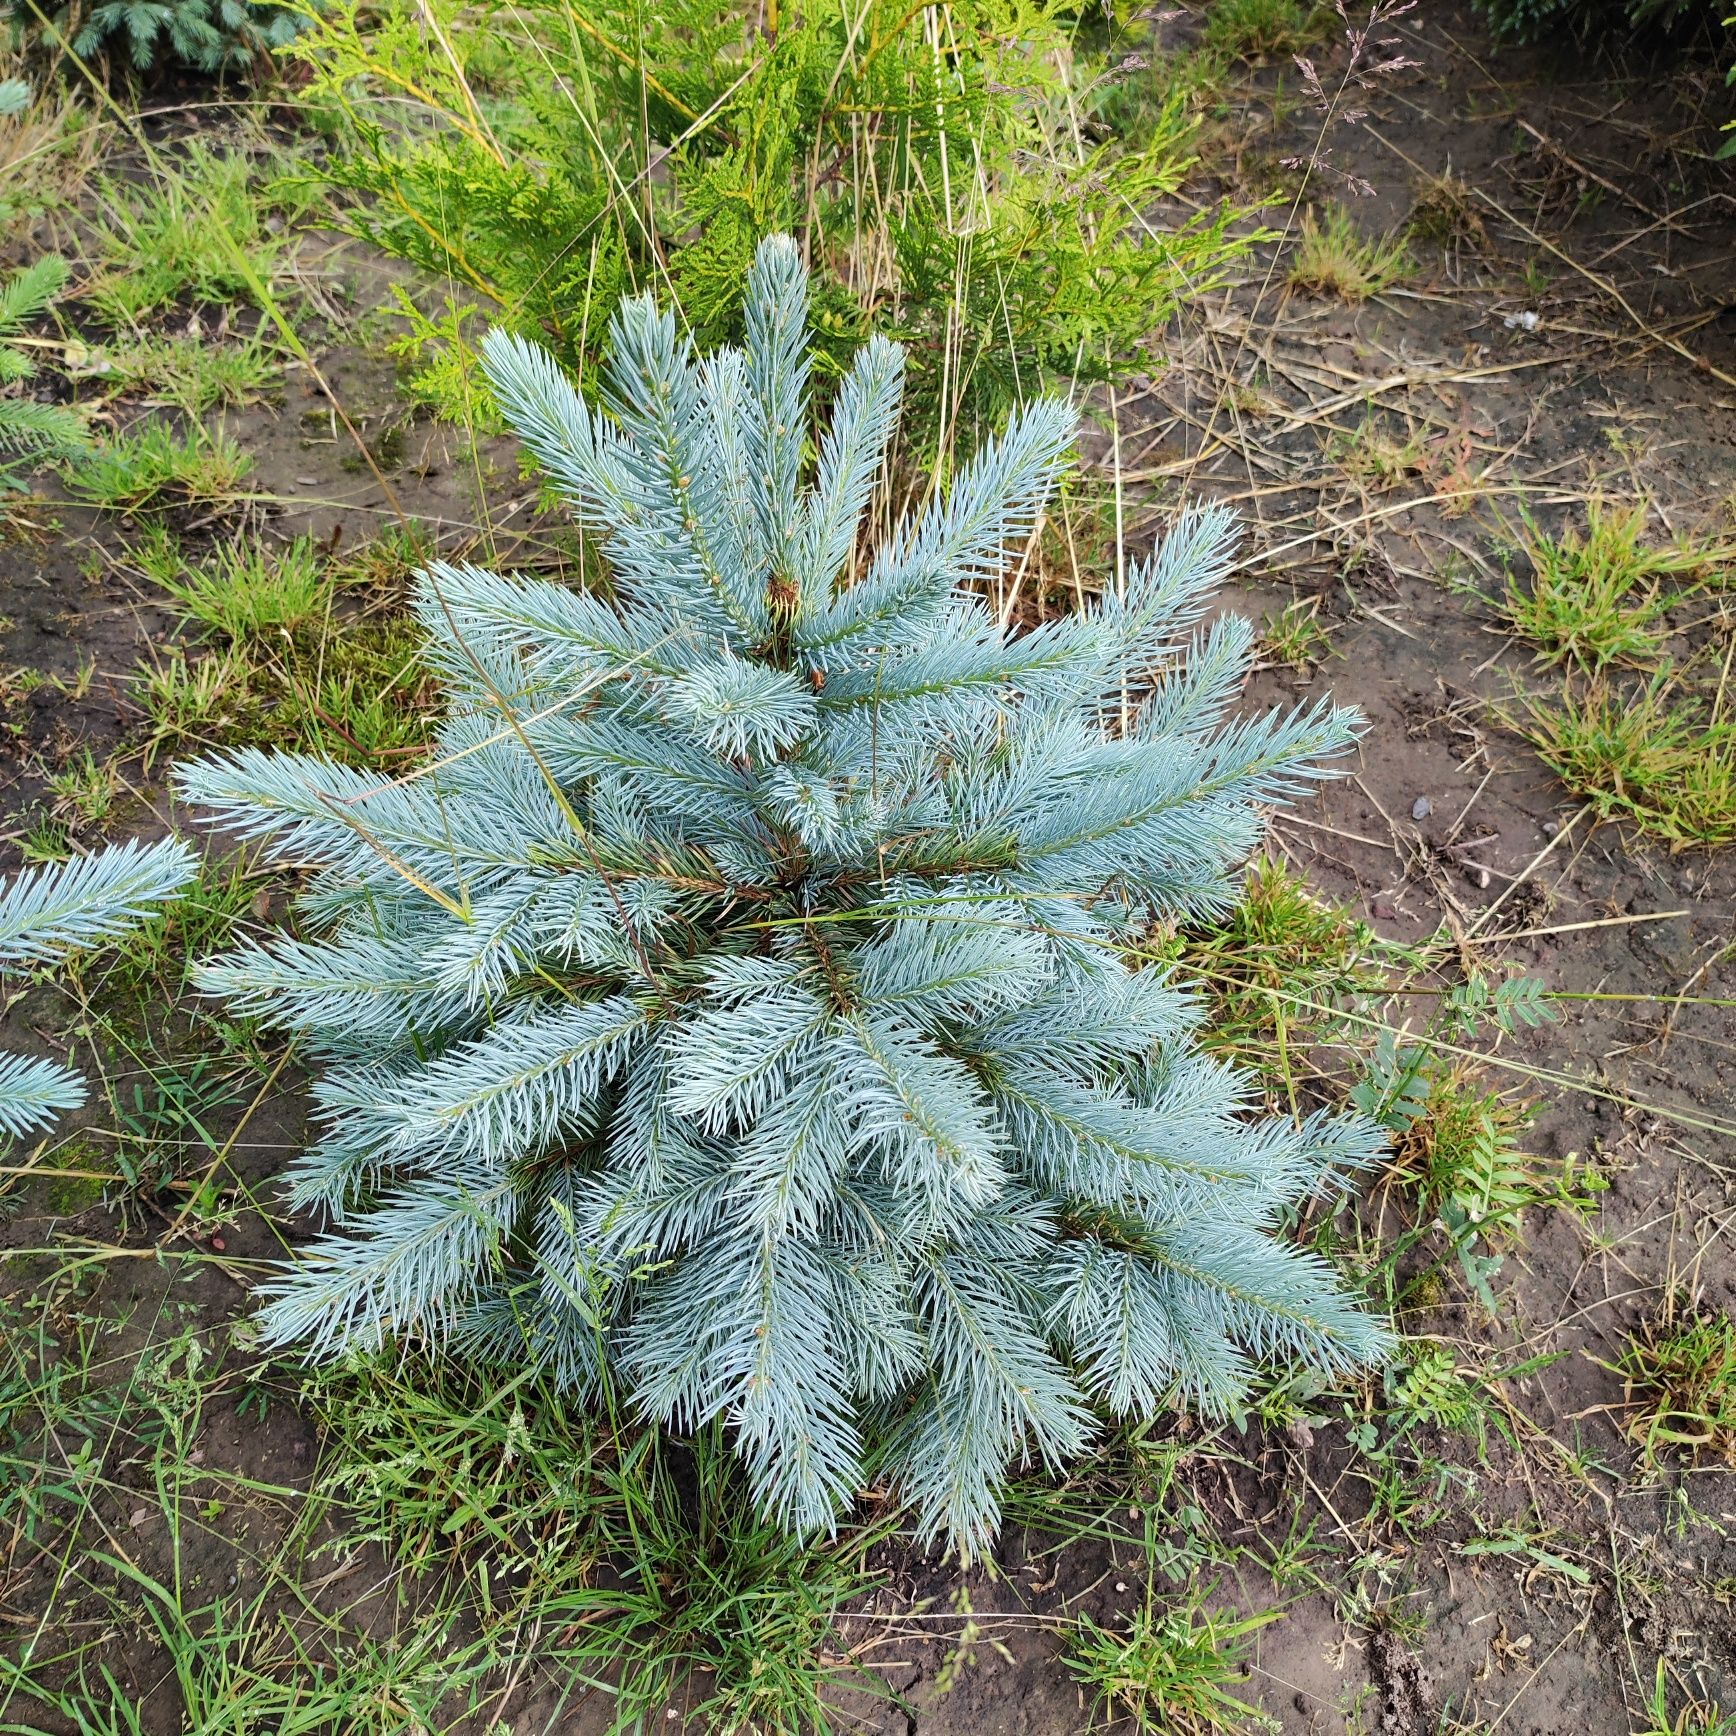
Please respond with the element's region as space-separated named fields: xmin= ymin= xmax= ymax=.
xmin=0 ymin=837 xmax=197 ymax=1139
xmin=178 ymin=237 xmax=1391 ymax=1555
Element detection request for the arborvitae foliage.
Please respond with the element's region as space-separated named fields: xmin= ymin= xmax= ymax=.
xmin=291 ymin=0 xmax=1246 ymax=450
xmin=0 ymin=838 xmax=195 ymax=1140
xmin=180 ymin=238 xmax=1389 ymax=1553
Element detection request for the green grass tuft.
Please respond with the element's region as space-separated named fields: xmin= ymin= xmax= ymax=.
xmin=1066 ymin=1582 xmax=1279 ymax=1733
xmin=85 ymin=145 xmax=298 ymax=325
xmin=134 ymin=530 xmax=439 ymax=763
xmin=1497 ymin=501 xmax=1713 ymax=673
xmin=1287 ymin=205 xmax=1414 ymax=302
xmin=1261 ymin=596 xmax=1333 ymax=670
xmin=1520 ymin=675 xmax=1736 ymax=852
xmin=150 ymin=536 xmax=331 ymax=640
xmin=1618 ymin=1313 xmax=1736 ymax=1470
xmin=102 ymin=330 xmax=283 ymax=412
xmin=1204 ymin=0 xmax=1326 ymax=60
xmin=306 ymin=1357 xmax=896 ymax=1735
xmin=71 ymin=419 xmax=251 ymax=511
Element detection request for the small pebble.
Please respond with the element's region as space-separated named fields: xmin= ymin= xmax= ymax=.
xmin=1411 ymin=796 xmax=1432 ymax=820
xmin=1542 ymin=817 xmax=1560 ymax=837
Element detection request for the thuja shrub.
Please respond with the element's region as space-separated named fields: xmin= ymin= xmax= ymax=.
xmin=179 ymin=238 xmax=1389 ymax=1552
xmin=291 ymin=0 xmax=1247 ymax=449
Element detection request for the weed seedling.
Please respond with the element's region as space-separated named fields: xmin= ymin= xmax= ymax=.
xmin=137 ymin=646 xmax=250 ymax=761
xmin=1331 ymin=413 xmax=1430 ymax=490
xmin=1173 ymin=858 xmax=1375 ymax=1096
xmin=1497 ymin=502 xmax=1710 ymax=673
xmin=1387 ymin=1072 xmax=1545 ymax=1251
xmin=1407 ymin=174 xmax=1488 ymax=249
xmin=72 ymin=420 xmax=251 ymax=512
xmin=1262 ymin=596 xmax=1333 ymax=670
xmin=104 ymin=330 xmax=283 ymax=413
xmin=1618 ymin=1313 xmax=1736 ymax=1470
xmin=1066 ymin=1582 xmax=1279 ymax=1733
xmin=1521 ymin=675 xmax=1736 ymax=852
xmin=1287 ymin=206 xmax=1414 ymax=301
xmin=136 ymin=526 xmax=434 ymax=763
xmin=105 ymin=1053 xmax=244 ymax=1205
xmin=85 ymin=145 xmax=292 ymax=325
xmin=1634 ymin=1660 xmax=1736 ymax=1736
xmin=1205 ymin=0 xmax=1325 ymax=60
xmin=43 ymin=746 xmax=122 ymax=830
xmin=152 ymin=537 xmax=330 ymax=640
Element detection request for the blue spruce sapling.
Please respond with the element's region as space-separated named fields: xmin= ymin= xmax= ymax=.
xmin=178 ymin=237 xmax=1390 ymax=1552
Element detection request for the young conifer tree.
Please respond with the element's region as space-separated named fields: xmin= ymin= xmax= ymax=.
xmin=178 ymin=237 xmax=1390 ymax=1553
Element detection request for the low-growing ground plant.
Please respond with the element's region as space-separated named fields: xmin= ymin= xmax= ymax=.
xmin=102 ymin=329 xmax=282 ymax=411
xmin=307 ymin=1356 xmax=895 ymax=1730
xmin=71 ymin=418 xmax=250 ymax=510
xmin=1066 ymin=1582 xmax=1278 ymax=1733
xmin=1407 ymin=172 xmax=1489 ymax=250
xmin=1637 ymin=1661 xmax=1736 ymax=1736
xmin=1493 ymin=500 xmax=1736 ymax=848
xmin=1171 ymin=857 xmax=1377 ymax=1091
xmin=1383 ymin=1067 xmax=1605 ymax=1296
xmin=135 ymin=531 xmax=438 ymax=761
xmin=1287 ymin=204 xmax=1414 ymax=301
xmin=1261 ymin=595 xmax=1332 ymax=671
xmin=1204 ymin=0 xmax=1327 ymax=60
xmin=1331 ymin=412 xmax=1430 ymax=490
xmin=1497 ymin=500 xmax=1711 ymax=672
xmin=84 ymin=145 xmax=297 ymax=326
xmin=149 ymin=534 xmax=329 ymax=639
xmin=41 ymin=745 xmax=120 ymax=833
xmin=1618 ymin=1312 xmax=1736 ymax=1469
xmin=178 ymin=237 xmax=1390 ymax=1553
xmin=1520 ymin=673 xmax=1736 ymax=850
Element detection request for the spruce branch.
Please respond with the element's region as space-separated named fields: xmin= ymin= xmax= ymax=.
xmin=0 ymin=837 xmax=196 ymax=1143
